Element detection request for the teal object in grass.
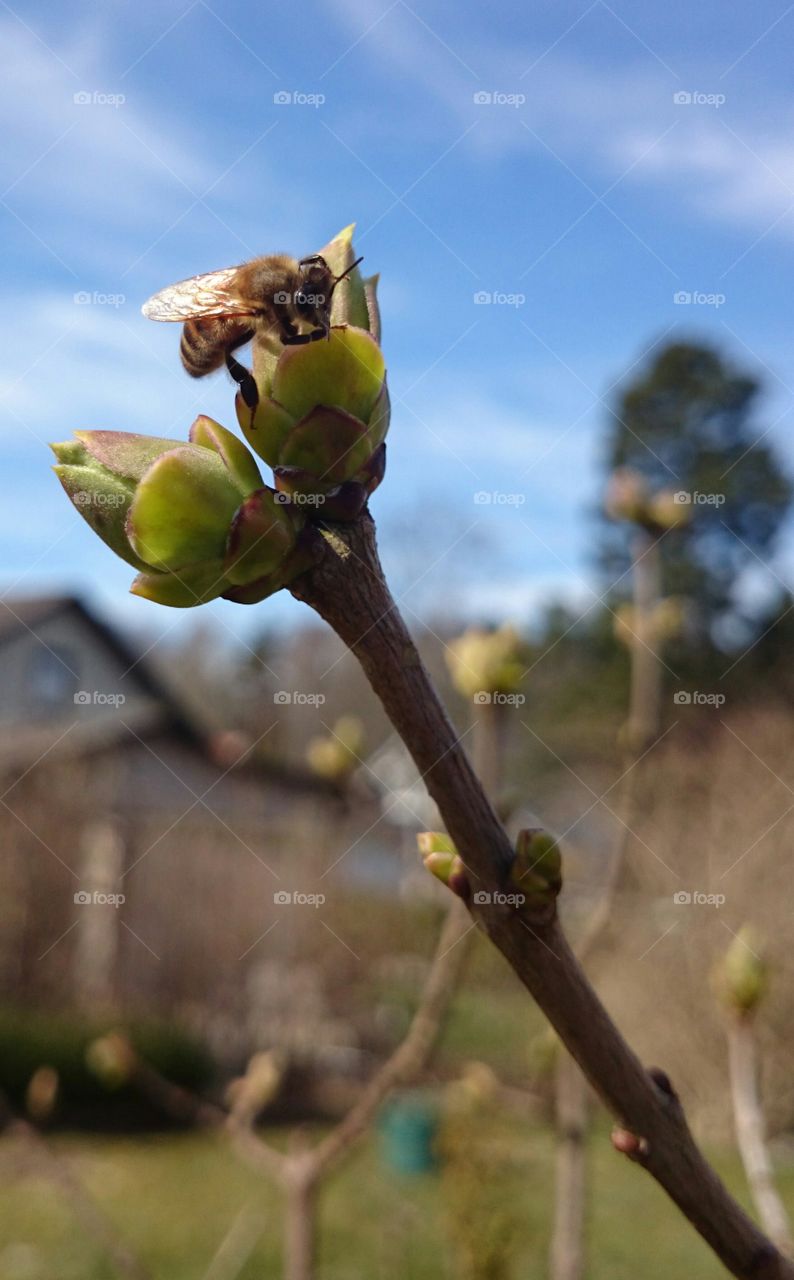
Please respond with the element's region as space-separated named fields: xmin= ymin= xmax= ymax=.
xmin=379 ymin=1092 xmax=439 ymax=1174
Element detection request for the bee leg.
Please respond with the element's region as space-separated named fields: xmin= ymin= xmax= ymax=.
xmin=225 ymin=351 xmax=259 ymax=410
xmin=283 ymin=327 xmax=329 ymax=347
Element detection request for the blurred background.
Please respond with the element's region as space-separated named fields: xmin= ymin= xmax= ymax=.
xmin=2 ymin=2 xmax=794 ymax=1277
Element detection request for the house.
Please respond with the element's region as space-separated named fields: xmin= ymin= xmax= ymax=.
xmin=0 ymin=596 xmax=399 ymax=1050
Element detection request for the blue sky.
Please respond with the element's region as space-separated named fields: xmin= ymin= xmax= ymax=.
xmin=3 ymin=0 xmax=794 ymax=650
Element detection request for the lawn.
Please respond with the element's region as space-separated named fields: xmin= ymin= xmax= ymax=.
xmin=4 ymin=1119 xmax=793 ymax=1278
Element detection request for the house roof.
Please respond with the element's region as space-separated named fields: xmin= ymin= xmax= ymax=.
xmin=0 ymin=593 xmax=199 ymax=735
xmin=0 ymin=595 xmax=334 ymax=795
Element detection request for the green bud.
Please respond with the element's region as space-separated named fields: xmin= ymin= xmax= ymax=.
xmin=511 ymin=828 xmax=562 ymax=902
xmin=126 ymin=445 xmax=244 ymax=571
xmin=233 ymin=227 xmax=389 ymax=515
xmin=445 ymin=624 xmax=526 ymax=700
xmin=417 ymin=832 xmax=469 ymax=899
xmin=236 ymin=327 xmax=389 ymax=506
xmin=85 ymin=1033 xmax=136 ymax=1089
xmin=306 ymin=714 xmax=365 ymax=782
xmin=606 ymin=468 xmax=690 ymax=534
xmin=52 ymin=419 xmax=309 ymax=609
xmin=716 ymin=926 xmax=767 ymax=1016
xmin=321 ymin=223 xmax=372 ymax=331
xmin=417 ymin=831 xmax=457 ymax=857
xmin=614 ymin=597 xmax=686 ymax=650
xmin=648 ymin=489 xmax=691 ymax=531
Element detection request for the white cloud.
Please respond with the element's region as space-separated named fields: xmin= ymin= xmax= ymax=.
xmin=0 ymin=291 xmax=213 ymax=441
xmin=463 ymin=571 xmax=596 ymax=623
xmin=0 ymin=19 xmax=212 ymax=220
xmin=324 ymin=5 xmax=794 ymax=243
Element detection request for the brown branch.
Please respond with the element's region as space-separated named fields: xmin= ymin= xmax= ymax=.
xmin=117 ymin=1046 xmax=287 ymax=1181
xmin=290 ymin=512 xmax=794 ymax=1280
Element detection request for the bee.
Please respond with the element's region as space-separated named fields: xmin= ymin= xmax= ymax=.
xmin=142 ymin=252 xmax=363 ymax=407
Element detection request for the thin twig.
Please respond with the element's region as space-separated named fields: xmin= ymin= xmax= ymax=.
xmin=550 ymin=529 xmax=663 ymax=1280
xmin=201 ymin=1200 xmax=267 ymax=1280
xmin=728 ymin=1017 xmax=793 ymax=1256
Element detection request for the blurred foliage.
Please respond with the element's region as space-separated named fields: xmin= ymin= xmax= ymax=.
xmin=439 ymin=1064 xmax=521 ymax=1280
xmin=2 ymin=1125 xmax=782 ymax=1280
xmin=0 ymin=1008 xmax=213 ymax=1128
xmin=597 ymin=341 xmax=792 ymax=654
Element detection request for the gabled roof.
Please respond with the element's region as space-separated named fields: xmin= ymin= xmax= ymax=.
xmin=0 ymin=595 xmax=333 ymax=794
xmin=0 ymin=593 xmax=200 ymax=741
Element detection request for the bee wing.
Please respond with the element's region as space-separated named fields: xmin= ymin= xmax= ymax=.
xmin=141 ymin=267 xmax=257 ymax=322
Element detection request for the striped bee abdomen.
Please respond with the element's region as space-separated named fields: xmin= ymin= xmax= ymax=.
xmin=180 ymin=317 xmax=254 ymax=378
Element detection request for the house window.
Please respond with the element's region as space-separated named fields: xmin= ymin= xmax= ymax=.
xmin=27 ymin=646 xmax=79 ymax=714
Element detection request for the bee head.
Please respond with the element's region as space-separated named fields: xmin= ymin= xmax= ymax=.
xmin=295 ymin=256 xmax=333 ymax=332
xmin=295 ymin=254 xmax=364 ymax=335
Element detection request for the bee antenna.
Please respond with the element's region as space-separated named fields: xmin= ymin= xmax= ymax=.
xmin=329 ymin=256 xmax=364 ymax=297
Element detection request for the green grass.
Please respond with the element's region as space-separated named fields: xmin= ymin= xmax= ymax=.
xmin=4 ymin=1120 xmax=794 ymax=1279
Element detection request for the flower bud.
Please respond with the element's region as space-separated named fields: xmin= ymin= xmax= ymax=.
xmin=225 ymin=1050 xmax=284 ymax=1123
xmin=26 ymin=1065 xmax=59 ymax=1122
xmin=715 ymin=926 xmax=767 ymax=1016
xmin=417 ymin=832 xmax=469 ymax=898
xmin=445 ymin=624 xmax=526 ymax=700
xmin=605 ymin=467 xmax=650 ymax=524
xmin=235 ymin=225 xmax=389 ymax=516
xmin=417 ymin=832 xmax=457 ymax=857
xmin=511 ymin=828 xmax=562 ymax=902
xmin=306 ymin=715 xmax=365 ymax=782
xmin=648 ymin=489 xmax=691 ymax=531
xmin=606 ymin=468 xmax=691 ymax=534
xmin=85 ymin=1033 xmax=137 ymax=1089
xmin=52 ymin=418 xmax=311 ymax=608
xmin=613 ymin=597 xmax=685 ymax=649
